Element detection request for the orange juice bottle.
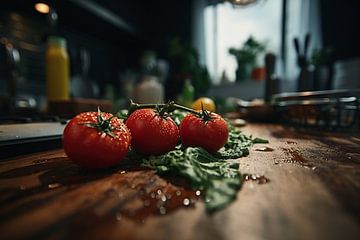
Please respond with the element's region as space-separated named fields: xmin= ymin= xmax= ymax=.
xmin=46 ymin=36 xmax=70 ymax=102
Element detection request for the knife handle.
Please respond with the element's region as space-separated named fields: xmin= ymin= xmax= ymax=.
xmin=293 ymin=38 xmax=300 ymax=57
xmin=304 ymin=33 xmax=311 ymax=57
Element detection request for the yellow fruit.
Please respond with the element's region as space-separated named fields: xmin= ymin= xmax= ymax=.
xmin=191 ymin=97 xmax=216 ymax=112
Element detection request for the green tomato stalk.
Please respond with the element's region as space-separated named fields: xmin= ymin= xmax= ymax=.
xmin=80 ymin=107 xmax=118 ymax=137
xmin=127 ymin=99 xmax=202 ymax=118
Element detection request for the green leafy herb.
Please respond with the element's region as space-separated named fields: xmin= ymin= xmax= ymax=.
xmin=169 ymin=109 xmax=187 ymax=126
xmin=252 ymin=137 xmax=269 ymax=144
xmin=216 ymin=124 xmax=253 ymax=159
xmin=142 ymin=147 xmax=242 ymax=213
xmin=216 ymin=124 xmax=269 ymax=159
xmin=116 ymin=109 xmax=128 ymax=120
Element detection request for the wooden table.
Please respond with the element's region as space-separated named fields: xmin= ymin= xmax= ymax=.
xmin=1 ymin=124 xmax=360 ymax=240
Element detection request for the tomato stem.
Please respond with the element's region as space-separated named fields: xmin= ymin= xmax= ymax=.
xmin=200 ymin=103 xmax=214 ymax=122
xmin=127 ymin=99 xmax=201 ymax=117
xmin=80 ymin=107 xmax=117 ymax=138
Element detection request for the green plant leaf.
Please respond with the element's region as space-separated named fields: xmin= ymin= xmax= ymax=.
xmin=252 ymin=137 xmax=269 ymax=144
xmin=142 ymin=147 xmax=242 ymax=212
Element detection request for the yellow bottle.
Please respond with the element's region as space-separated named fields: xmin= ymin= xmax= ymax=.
xmin=46 ymin=36 xmax=70 ymax=102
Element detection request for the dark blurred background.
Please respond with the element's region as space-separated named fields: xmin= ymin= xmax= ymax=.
xmin=0 ymin=0 xmax=192 ymax=99
xmin=0 ymin=0 xmax=359 ymax=116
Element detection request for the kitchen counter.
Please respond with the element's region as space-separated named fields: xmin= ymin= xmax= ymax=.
xmin=0 ymin=124 xmax=360 ymax=240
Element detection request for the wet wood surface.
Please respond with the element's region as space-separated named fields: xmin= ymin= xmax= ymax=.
xmin=1 ymin=124 xmax=360 ymax=240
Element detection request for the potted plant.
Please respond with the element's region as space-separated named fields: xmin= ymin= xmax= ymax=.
xmin=167 ymin=37 xmax=211 ymax=99
xmin=229 ymin=36 xmax=266 ymax=82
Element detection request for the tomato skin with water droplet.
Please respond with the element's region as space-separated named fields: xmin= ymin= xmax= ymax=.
xmin=126 ymin=109 xmax=179 ymax=155
xmin=63 ymin=111 xmax=131 ymax=168
xmin=180 ymin=112 xmax=228 ymax=153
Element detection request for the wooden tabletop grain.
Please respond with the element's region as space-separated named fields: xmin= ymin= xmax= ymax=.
xmin=0 ymin=124 xmax=360 ymax=240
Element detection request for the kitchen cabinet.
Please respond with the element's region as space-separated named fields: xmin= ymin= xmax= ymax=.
xmin=0 ymin=124 xmax=360 ymax=239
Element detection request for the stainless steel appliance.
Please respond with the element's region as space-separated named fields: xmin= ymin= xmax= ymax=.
xmin=0 ymin=116 xmax=67 ymax=159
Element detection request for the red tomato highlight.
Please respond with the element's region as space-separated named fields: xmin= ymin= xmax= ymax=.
xmin=126 ymin=108 xmax=179 ymax=155
xmin=180 ymin=112 xmax=228 ymax=153
xmin=63 ymin=111 xmax=131 ymax=168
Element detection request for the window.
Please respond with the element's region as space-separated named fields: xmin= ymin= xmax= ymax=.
xmin=204 ymin=0 xmax=282 ymax=83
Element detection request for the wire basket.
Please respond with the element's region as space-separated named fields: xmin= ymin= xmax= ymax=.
xmin=272 ymin=89 xmax=360 ymax=131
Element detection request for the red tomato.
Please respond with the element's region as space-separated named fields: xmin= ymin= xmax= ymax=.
xmin=63 ymin=111 xmax=131 ymax=168
xmin=180 ymin=112 xmax=229 ymax=153
xmin=125 ymin=108 xmax=179 ymax=155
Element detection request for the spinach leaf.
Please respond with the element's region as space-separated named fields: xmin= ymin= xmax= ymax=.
xmin=216 ymin=124 xmax=252 ymax=159
xmin=142 ymin=147 xmax=242 ymax=212
xmin=252 ymin=137 xmax=269 ymax=144
xmin=169 ymin=109 xmax=188 ymax=126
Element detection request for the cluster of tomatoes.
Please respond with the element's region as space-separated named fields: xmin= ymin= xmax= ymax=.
xmin=63 ymin=106 xmax=229 ymax=169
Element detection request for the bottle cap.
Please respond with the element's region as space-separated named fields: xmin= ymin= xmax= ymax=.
xmin=48 ymin=36 xmax=66 ymax=48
